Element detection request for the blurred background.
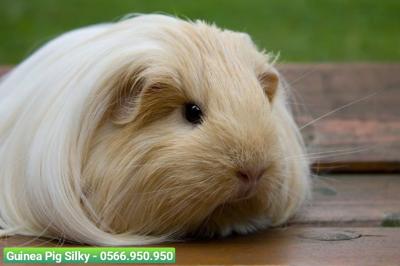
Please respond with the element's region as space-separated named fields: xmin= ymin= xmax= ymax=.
xmin=0 ymin=0 xmax=399 ymax=64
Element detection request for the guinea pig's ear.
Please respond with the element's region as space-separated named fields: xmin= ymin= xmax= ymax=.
xmin=109 ymin=66 xmax=184 ymax=127
xmin=258 ymin=69 xmax=279 ymax=103
xmin=109 ymin=67 xmax=147 ymax=125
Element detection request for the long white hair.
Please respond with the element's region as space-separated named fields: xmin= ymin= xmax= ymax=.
xmin=0 ymin=15 xmax=183 ymax=245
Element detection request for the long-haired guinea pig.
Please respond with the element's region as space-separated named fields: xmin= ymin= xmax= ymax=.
xmin=0 ymin=14 xmax=310 ymax=245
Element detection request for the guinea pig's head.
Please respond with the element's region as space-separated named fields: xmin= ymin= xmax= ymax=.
xmin=82 ymin=18 xmax=310 ymax=238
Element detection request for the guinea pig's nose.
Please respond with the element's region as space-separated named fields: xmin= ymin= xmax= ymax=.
xmin=236 ymin=168 xmax=266 ymax=184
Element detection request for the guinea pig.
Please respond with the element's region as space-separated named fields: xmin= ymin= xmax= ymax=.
xmin=0 ymin=14 xmax=310 ymax=245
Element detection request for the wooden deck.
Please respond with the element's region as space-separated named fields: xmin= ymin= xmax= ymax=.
xmin=279 ymin=64 xmax=400 ymax=173
xmin=1 ymin=64 xmax=399 ymax=265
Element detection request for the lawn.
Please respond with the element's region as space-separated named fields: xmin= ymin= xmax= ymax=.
xmin=0 ymin=0 xmax=399 ymax=64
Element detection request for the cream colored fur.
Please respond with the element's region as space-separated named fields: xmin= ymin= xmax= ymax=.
xmin=0 ymin=14 xmax=310 ymax=245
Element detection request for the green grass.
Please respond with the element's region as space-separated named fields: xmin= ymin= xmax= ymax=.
xmin=0 ymin=0 xmax=399 ymax=64
xmin=382 ymin=213 xmax=400 ymax=227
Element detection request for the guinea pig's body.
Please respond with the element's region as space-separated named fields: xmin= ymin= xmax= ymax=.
xmin=0 ymin=15 xmax=310 ymax=245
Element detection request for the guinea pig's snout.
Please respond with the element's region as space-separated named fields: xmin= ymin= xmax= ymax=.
xmin=236 ymin=168 xmax=266 ymax=185
xmin=234 ymin=167 xmax=266 ymax=199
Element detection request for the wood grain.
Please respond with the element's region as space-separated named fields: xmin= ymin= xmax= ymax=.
xmin=172 ymin=227 xmax=400 ymax=265
xmin=292 ymin=174 xmax=400 ymax=226
xmin=1 ymin=228 xmax=399 ymax=266
xmin=278 ymin=64 xmax=400 ymax=173
xmin=1 ymin=64 xmax=399 ymax=173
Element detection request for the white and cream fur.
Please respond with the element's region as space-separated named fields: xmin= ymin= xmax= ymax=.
xmin=0 ymin=15 xmax=310 ymax=245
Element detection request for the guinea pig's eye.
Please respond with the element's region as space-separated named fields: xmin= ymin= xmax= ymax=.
xmin=184 ymin=102 xmax=203 ymax=125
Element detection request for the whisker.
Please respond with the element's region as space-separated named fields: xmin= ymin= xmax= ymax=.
xmin=300 ymin=91 xmax=379 ymax=131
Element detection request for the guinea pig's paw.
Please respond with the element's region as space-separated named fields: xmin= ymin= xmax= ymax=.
xmin=219 ymin=216 xmax=272 ymax=237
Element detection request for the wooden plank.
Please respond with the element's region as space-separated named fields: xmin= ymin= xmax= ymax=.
xmin=172 ymin=227 xmax=400 ymax=265
xmin=0 ymin=66 xmax=10 ymax=78
xmin=279 ymin=64 xmax=400 ymax=173
xmin=292 ymin=174 xmax=400 ymax=226
xmin=1 ymin=228 xmax=399 ymax=265
xmin=1 ymin=64 xmax=400 ymax=172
